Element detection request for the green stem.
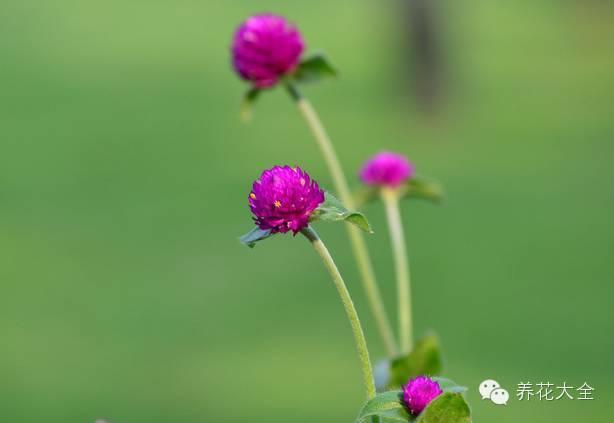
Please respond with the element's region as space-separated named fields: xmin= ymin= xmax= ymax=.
xmin=301 ymin=226 xmax=376 ymax=399
xmin=287 ymin=83 xmax=398 ymax=358
xmin=382 ymin=188 xmax=413 ymax=353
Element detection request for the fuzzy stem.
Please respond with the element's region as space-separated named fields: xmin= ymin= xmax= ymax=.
xmin=286 ymin=83 xmax=398 ymax=357
xmin=301 ymin=226 xmax=377 ymax=399
xmin=382 ymin=188 xmax=413 ymax=353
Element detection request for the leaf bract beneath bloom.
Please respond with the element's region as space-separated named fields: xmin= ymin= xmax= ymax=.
xmin=311 ymin=191 xmax=373 ymax=233
xmin=293 ymin=52 xmax=338 ymax=84
xmin=239 ymin=227 xmax=272 ymax=248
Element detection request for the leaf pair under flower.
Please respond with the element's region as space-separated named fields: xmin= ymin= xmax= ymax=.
xmin=369 ymin=334 xmax=473 ymax=420
xmin=292 ymin=52 xmax=338 ymax=84
xmin=241 ymin=52 xmax=337 ymax=120
xmin=240 ymin=191 xmax=371 ymax=248
xmin=355 ymin=386 xmax=471 ymax=423
xmin=354 ymin=175 xmax=446 ymax=208
xmin=310 ymin=191 xmax=372 ymax=233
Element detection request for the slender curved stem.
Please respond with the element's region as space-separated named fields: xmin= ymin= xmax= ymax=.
xmin=287 ymin=83 xmax=398 ymax=357
xmin=301 ymin=226 xmax=376 ymax=399
xmin=381 ymin=188 xmax=413 ymax=353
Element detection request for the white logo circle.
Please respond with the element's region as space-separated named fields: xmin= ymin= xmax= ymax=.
xmin=479 ymin=379 xmax=500 ymax=400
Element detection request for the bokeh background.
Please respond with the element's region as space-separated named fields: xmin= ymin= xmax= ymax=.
xmin=2 ymin=0 xmax=613 ymax=422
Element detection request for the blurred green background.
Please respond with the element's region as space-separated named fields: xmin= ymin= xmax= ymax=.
xmin=2 ymin=0 xmax=613 ymax=421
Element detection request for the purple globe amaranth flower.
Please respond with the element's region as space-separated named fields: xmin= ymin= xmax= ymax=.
xmin=232 ymin=14 xmax=305 ymax=89
xmin=403 ymin=376 xmax=443 ymax=415
xmin=249 ymin=166 xmax=325 ymax=234
xmin=359 ymin=151 xmax=415 ymax=188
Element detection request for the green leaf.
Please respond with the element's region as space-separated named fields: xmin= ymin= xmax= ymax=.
xmin=352 ymin=175 xmax=445 ymax=208
xmin=310 ymin=191 xmax=373 ymax=233
xmin=344 ymin=213 xmax=372 ymax=233
xmin=432 ymin=377 xmax=468 ymax=394
xmin=239 ymin=227 xmax=272 ymax=248
xmin=293 ymin=52 xmax=338 ymax=84
xmin=355 ymin=390 xmax=414 ymax=423
xmin=417 ymin=392 xmax=471 ymax=423
xmin=389 ymin=333 xmax=443 ymax=388
xmin=404 ymin=176 xmax=445 ymax=204
xmin=240 ymin=87 xmax=261 ymax=122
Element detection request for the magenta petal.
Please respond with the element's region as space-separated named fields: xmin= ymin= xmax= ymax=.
xmin=403 ymin=376 xmax=443 ymax=415
xmin=231 ymin=14 xmax=305 ymax=88
xmin=359 ymin=151 xmax=415 ymax=188
xmin=249 ymin=166 xmax=325 ymax=234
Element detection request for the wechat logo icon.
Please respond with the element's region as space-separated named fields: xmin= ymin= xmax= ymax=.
xmin=480 ymin=379 xmax=509 ymax=405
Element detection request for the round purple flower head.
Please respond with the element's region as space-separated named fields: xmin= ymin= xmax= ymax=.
xmin=249 ymin=166 xmax=325 ymax=234
xmin=403 ymin=376 xmax=443 ymax=415
xmin=232 ymin=14 xmax=305 ymax=89
xmin=359 ymin=151 xmax=415 ymax=188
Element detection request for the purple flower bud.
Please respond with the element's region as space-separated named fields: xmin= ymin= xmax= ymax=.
xmin=249 ymin=166 xmax=325 ymax=234
xmin=403 ymin=376 xmax=443 ymax=415
xmin=231 ymin=14 xmax=305 ymax=89
xmin=359 ymin=151 xmax=415 ymax=188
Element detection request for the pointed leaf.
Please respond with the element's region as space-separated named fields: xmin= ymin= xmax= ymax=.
xmin=417 ymin=392 xmax=471 ymax=423
xmin=432 ymin=377 xmax=468 ymax=394
xmin=240 ymin=87 xmax=261 ymax=122
xmin=344 ymin=212 xmax=372 ymax=233
xmin=293 ymin=52 xmax=338 ymax=84
xmin=355 ymin=390 xmax=414 ymax=423
xmin=404 ymin=176 xmax=445 ymax=204
xmin=353 ymin=175 xmax=445 ymax=208
xmin=389 ymin=333 xmax=443 ymax=388
xmin=310 ymin=191 xmax=373 ymax=233
xmin=239 ymin=227 xmax=272 ymax=248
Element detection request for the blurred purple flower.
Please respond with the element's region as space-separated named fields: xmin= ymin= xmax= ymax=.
xmin=231 ymin=14 xmax=305 ymax=89
xmin=403 ymin=376 xmax=443 ymax=415
xmin=359 ymin=151 xmax=415 ymax=188
xmin=249 ymin=166 xmax=325 ymax=234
